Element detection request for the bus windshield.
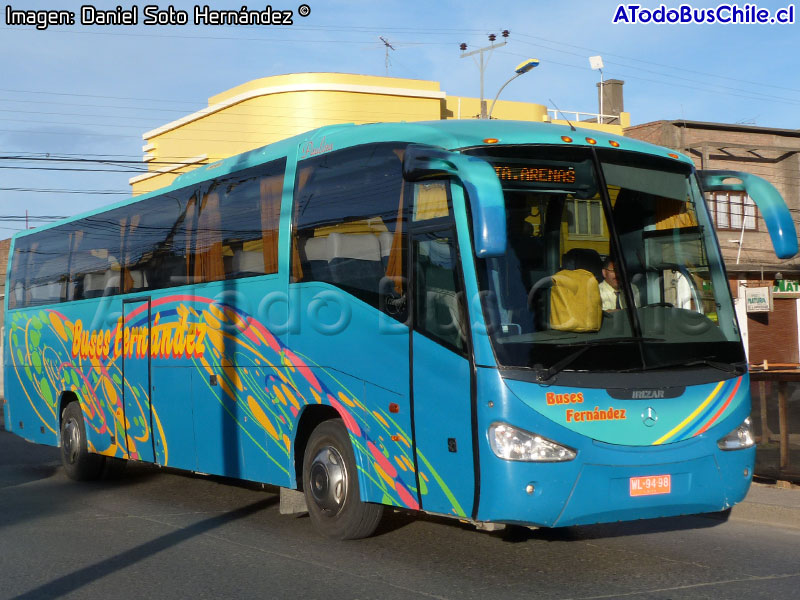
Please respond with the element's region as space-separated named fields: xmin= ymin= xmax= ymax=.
xmin=466 ymin=145 xmax=745 ymax=374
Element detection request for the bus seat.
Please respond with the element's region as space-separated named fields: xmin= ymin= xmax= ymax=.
xmin=378 ymin=232 xmax=394 ymax=269
xmin=82 ymin=268 xmax=120 ymax=298
xmin=13 ymin=281 xmax=24 ymax=305
xmin=28 ymin=280 xmax=63 ymax=304
xmin=328 ymin=232 xmax=383 ymax=293
xmin=426 ymin=286 xmax=466 ymax=348
xmin=27 ymin=257 xmax=67 ymax=304
xmin=231 ymin=250 xmax=264 ymax=276
xmin=105 ymin=271 xmax=121 ymax=295
xmin=82 ymin=271 xmax=107 ymax=298
xmin=561 ymin=248 xmax=603 ymax=282
xmin=419 ymin=241 xmax=466 ymax=348
xmin=149 ymin=255 xmax=190 ymax=287
xmin=302 ymin=236 xmax=331 ymax=281
xmin=421 ymin=237 xmax=455 ymax=268
xmin=169 ymin=275 xmax=193 ymax=286
xmin=128 ymin=268 xmax=147 ymax=290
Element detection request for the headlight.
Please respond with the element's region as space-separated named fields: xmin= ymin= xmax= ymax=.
xmin=717 ymin=417 xmax=755 ymax=450
xmin=488 ymin=422 xmax=576 ymax=462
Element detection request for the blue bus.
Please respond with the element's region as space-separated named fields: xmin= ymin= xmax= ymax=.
xmin=4 ymin=120 xmax=796 ymax=539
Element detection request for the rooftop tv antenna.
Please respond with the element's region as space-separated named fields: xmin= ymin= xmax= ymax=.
xmin=379 ymin=36 xmax=396 ymax=76
xmin=589 ymin=55 xmax=604 ymax=122
xmin=549 ymin=98 xmax=576 ymax=132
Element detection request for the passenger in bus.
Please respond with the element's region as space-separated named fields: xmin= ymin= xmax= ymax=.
xmin=599 ymin=257 xmax=639 ymax=311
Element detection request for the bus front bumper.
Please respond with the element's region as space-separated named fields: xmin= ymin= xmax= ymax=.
xmin=477 ymin=445 xmax=754 ymax=528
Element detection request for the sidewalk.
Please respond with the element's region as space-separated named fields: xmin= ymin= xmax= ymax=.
xmin=729 ymin=480 xmax=800 ymax=529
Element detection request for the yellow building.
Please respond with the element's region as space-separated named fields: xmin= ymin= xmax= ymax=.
xmin=130 ymin=72 xmax=631 ymax=195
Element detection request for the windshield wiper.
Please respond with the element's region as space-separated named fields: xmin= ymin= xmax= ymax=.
xmin=536 ymin=337 xmax=663 ymax=383
xmin=626 ymin=357 xmax=744 ymax=374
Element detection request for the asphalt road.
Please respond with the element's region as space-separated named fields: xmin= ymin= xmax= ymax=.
xmin=2 ymin=426 xmax=800 ymax=600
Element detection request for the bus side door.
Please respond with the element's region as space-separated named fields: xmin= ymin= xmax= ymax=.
xmin=121 ymin=298 xmax=156 ymax=462
xmin=409 ymin=183 xmax=475 ymax=519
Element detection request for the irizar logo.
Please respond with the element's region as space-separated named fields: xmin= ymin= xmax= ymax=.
xmin=631 ymin=389 xmax=666 ymax=399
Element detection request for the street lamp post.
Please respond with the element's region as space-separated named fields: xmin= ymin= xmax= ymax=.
xmin=487 ymin=58 xmax=540 ymax=120
xmin=460 ymin=34 xmax=509 ymax=119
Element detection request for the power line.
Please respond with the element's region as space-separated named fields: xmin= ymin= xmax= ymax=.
xmin=0 ymin=94 xmax=459 ymax=122
xmin=0 ymin=25 xmax=427 ymax=46
xmin=523 ymin=42 xmax=800 ymax=106
xmin=0 ymin=187 xmax=130 ymax=195
xmin=498 ymin=48 xmax=800 ymax=111
xmin=0 ymin=165 xmax=149 ymax=173
xmin=2 ymin=21 xmax=797 ymax=111
xmin=0 ymin=154 xmax=204 ymax=165
xmin=512 ymin=32 xmax=800 ymax=96
xmin=0 ymin=215 xmax=67 ymax=221
xmin=3 ymin=25 xmax=795 ymax=103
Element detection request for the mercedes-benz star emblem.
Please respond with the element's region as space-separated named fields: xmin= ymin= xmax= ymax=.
xmin=642 ymin=407 xmax=658 ymax=427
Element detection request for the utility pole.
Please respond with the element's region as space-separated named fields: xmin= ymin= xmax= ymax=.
xmin=460 ymin=30 xmax=509 ymax=119
xmin=379 ymin=36 xmax=395 ymax=77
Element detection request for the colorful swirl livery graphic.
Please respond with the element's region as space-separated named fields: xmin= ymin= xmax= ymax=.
xmin=653 ymin=376 xmax=743 ymax=445
xmin=8 ymin=295 xmax=465 ymax=517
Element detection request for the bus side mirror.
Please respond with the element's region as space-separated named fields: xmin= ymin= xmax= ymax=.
xmin=698 ymin=170 xmax=798 ymax=259
xmin=403 ymin=145 xmax=506 ymax=257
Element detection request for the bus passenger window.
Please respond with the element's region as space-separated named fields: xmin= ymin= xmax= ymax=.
xmin=11 ymin=235 xmax=71 ymax=307
xmin=190 ymin=159 xmax=284 ymax=284
xmin=292 ymin=143 xmax=409 ymax=319
xmin=119 ymin=189 xmax=192 ymax=291
xmin=65 ymin=215 xmax=122 ymax=301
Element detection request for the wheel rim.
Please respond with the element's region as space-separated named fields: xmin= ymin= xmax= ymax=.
xmin=309 ymin=446 xmax=348 ymax=516
xmin=63 ymin=417 xmax=80 ymax=465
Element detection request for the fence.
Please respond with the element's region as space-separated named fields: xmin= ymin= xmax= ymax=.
xmin=750 ymin=366 xmax=800 ymax=482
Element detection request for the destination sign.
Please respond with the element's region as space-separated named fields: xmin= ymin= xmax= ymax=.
xmin=493 ymin=165 xmax=577 ymax=184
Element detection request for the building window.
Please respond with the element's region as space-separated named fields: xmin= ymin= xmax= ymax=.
xmin=707 ymin=192 xmax=758 ymax=231
xmin=566 ymin=198 xmax=604 ymax=237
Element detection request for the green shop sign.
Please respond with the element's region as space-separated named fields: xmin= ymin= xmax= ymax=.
xmin=773 ymin=280 xmax=800 ymax=295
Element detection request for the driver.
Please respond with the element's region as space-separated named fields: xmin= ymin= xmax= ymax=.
xmin=600 ymin=257 xmax=640 ymax=311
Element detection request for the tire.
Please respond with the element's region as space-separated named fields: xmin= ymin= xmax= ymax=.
xmin=60 ymin=402 xmax=106 ymax=481
xmin=302 ymin=419 xmax=383 ymax=540
xmin=712 ymin=507 xmax=732 ymax=523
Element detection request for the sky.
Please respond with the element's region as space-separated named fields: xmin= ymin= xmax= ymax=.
xmin=2 ymin=0 xmax=800 ymax=235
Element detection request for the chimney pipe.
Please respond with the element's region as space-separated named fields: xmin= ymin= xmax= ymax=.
xmin=597 ymin=79 xmax=624 ymax=123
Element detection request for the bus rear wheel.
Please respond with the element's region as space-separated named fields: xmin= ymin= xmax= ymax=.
xmin=302 ymin=419 xmax=383 ymax=540
xmin=60 ymin=402 xmax=106 ymax=481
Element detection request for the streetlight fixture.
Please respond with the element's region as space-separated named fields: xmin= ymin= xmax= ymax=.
xmin=589 ymin=55 xmax=604 ymax=123
xmin=487 ymin=58 xmax=540 ymax=119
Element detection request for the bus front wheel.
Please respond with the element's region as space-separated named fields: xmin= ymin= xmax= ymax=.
xmin=60 ymin=402 xmax=106 ymax=481
xmin=302 ymin=419 xmax=383 ymax=540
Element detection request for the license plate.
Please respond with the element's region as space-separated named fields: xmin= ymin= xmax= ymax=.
xmin=629 ymin=474 xmax=671 ymax=497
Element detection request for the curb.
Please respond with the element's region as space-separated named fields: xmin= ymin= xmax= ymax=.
xmin=727 ymin=482 xmax=800 ymax=529
xmin=729 ymin=501 xmax=800 ymax=529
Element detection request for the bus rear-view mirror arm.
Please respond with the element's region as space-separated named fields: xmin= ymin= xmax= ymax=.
xmin=403 ymin=144 xmax=507 ymax=257
xmin=698 ymin=169 xmax=798 ymax=259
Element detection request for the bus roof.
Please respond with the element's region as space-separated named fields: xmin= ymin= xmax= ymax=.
xmin=12 ymin=119 xmax=693 ymax=240
xmin=174 ymin=119 xmax=692 ymax=190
